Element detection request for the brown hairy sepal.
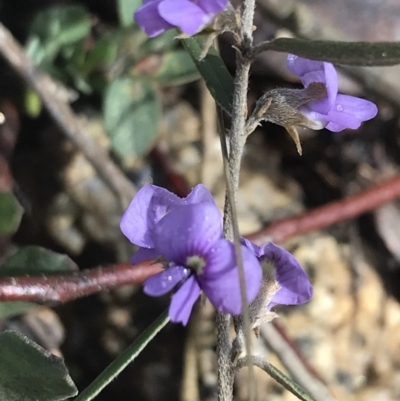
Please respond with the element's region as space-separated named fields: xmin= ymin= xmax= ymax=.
xmin=246 ymin=82 xmax=327 ymax=155
xmin=231 ymin=276 xmax=280 ymax=363
xmin=248 ymin=276 xmax=280 ymax=336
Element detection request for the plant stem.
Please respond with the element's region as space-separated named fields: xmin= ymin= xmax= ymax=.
xmin=217 ymin=0 xmax=258 ymax=400
xmin=74 ymin=310 xmax=170 ymax=401
xmin=236 ymin=356 xmax=317 ymax=401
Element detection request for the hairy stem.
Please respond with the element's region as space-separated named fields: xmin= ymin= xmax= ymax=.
xmin=217 ymin=1 xmax=257 ymax=400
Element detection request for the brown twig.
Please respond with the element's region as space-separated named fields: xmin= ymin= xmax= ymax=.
xmin=0 ymin=261 xmax=163 ymax=303
xmin=1 ymin=175 xmax=400 ymax=302
xmin=246 ymin=174 xmax=400 ymax=244
xmin=0 ymin=23 xmax=135 ymax=206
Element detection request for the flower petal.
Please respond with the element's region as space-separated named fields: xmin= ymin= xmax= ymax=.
xmin=241 ymin=237 xmax=263 ymax=258
xmin=143 ymin=265 xmax=189 ymax=296
xmin=185 ymin=184 xmax=215 ymax=205
xmin=325 ymin=94 xmax=378 ymax=132
xmin=134 ymin=0 xmax=174 ymax=37
xmin=197 ymin=0 xmax=228 ymax=14
xmin=287 ymin=54 xmax=337 ymax=114
xmin=120 ymin=184 xmax=183 ymax=248
xmin=169 ymin=275 xmax=201 ymax=325
xmin=158 ymin=0 xmax=212 ymax=35
xmin=259 ymin=243 xmax=312 ymax=308
xmin=131 ymin=247 xmax=160 ymax=265
xmin=300 ymin=94 xmax=378 ymax=132
xmin=153 ymin=202 xmax=222 ymax=264
xmin=199 ymin=240 xmax=262 ymax=315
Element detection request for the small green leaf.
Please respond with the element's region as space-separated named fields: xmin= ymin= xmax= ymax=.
xmin=138 ymin=30 xmax=178 ymax=55
xmin=0 ymin=246 xmax=77 ymax=318
xmin=150 ymin=50 xmax=200 ymax=86
xmin=117 ymin=0 xmax=142 ymax=28
xmin=104 ymin=77 xmax=160 ymax=161
xmin=269 ymin=38 xmax=400 ymax=66
xmin=82 ymin=36 xmax=118 ymax=74
xmin=182 ymin=37 xmax=234 ymax=114
xmin=0 ymin=246 xmax=78 ymax=277
xmin=0 ymin=302 xmax=33 ymax=318
xmin=26 ymin=5 xmax=91 ymax=64
xmin=0 ymin=331 xmax=78 ymax=401
xmin=0 ymin=191 xmax=23 ymax=236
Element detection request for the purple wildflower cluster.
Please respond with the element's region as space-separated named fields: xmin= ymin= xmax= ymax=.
xmin=121 ymin=185 xmax=312 ymax=325
xmin=288 ymin=54 xmax=378 ymax=132
xmin=134 ymin=0 xmax=228 ymax=37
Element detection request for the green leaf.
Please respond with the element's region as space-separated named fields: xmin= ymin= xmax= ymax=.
xmin=104 ymin=77 xmax=160 ymax=161
xmin=268 ymin=38 xmax=400 ymax=66
xmin=149 ymin=50 xmax=200 ymax=86
xmin=26 ymin=5 xmax=91 ymax=64
xmin=182 ymin=37 xmax=234 ymax=114
xmin=0 ymin=246 xmax=78 ymax=276
xmin=138 ymin=30 xmax=178 ymax=55
xmin=0 ymin=246 xmax=77 ymax=318
xmin=82 ymin=36 xmax=118 ymax=74
xmin=0 ymin=191 xmax=23 ymax=236
xmin=0 ymin=302 xmax=34 ymax=319
xmin=117 ymin=0 xmax=142 ymax=28
xmin=0 ymin=331 xmax=78 ymax=401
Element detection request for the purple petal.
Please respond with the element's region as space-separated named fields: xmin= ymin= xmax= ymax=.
xmin=300 ymin=94 xmax=378 ymax=132
xmin=143 ymin=265 xmax=189 ymax=296
xmin=153 ymin=202 xmax=222 ymax=264
xmin=197 ymin=0 xmax=228 ymax=14
xmin=120 ymin=185 xmax=183 ymax=248
xmin=185 ymin=184 xmax=215 ymax=205
xmin=287 ymin=54 xmax=337 ymax=114
xmin=134 ymin=0 xmax=174 ymax=37
xmin=169 ymin=275 xmax=201 ymax=325
xmin=199 ymin=240 xmax=262 ymax=315
xmin=158 ymin=0 xmax=212 ymax=35
xmin=131 ymin=247 xmax=160 ymax=264
xmin=241 ymin=237 xmax=263 ymax=258
xmin=325 ymin=94 xmax=378 ymax=132
xmin=259 ymin=243 xmax=312 ymax=308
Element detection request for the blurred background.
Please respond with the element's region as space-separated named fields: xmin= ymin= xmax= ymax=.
xmin=0 ymin=0 xmax=400 ymax=400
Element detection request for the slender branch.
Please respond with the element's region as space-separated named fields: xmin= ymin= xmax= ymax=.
xmin=74 ymin=310 xmax=169 ymax=401
xmin=2 ymin=174 xmax=400 ymax=302
xmin=261 ymin=324 xmax=335 ymax=401
xmin=215 ymin=0 xmax=259 ymax=398
xmin=236 ymin=355 xmax=317 ymax=401
xmin=0 ymin=261 xmax=163 ymax=303
xmin=247 ymin=174 xmax=400 ymax=244
xmin=0 ymin=22 xmax=135 ymax=206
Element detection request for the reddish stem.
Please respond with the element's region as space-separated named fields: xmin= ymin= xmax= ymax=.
xmin=246 ymin=174 xmax=400 ymax=244
xmin=2 ymin=175 xmax=400 ymax=303
xmin=150 ymin=146 xmax=191 ymax=197
xmin=0 ymin=261 xmax=163 ymax=303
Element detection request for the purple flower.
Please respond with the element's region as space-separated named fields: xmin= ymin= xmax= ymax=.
xmin=120 ymin=185 xmax=262 ymax=325
xmin=121 ymin=183 xmax=215 ymax=263
xmin=242 ymin=238 xmax=313 ymax=309
xmin=134 ymin=0 xmax=228 ymax=37
xmin=287 ymin=54 xmax=378 ymax=132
